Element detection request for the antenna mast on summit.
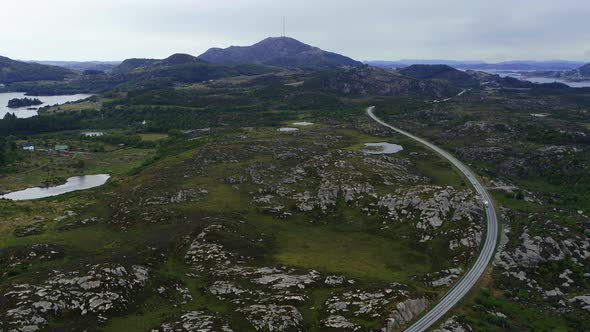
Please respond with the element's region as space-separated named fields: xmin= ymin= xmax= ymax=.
xmin=282 ymin=16 xmax=286 ymax=37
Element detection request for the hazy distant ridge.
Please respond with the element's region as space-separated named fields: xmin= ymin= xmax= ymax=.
xmin=365 ymin=60 xmax=586 ymax=71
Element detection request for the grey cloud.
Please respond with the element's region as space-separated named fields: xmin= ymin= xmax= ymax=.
xmin=0 ymin=0 xmax=588 ymax=62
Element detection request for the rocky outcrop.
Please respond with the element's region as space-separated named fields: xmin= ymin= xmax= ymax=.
xmin=322 ymin=315 xmax=359 ymax=330
xmin=0 ymin=244 xmax=63 ymax=278
xmin=252 ymin=269 xmax=320 ymax=289
xmin=307 ymin=66 xmax=455 ymax=97
xmin=184 ymin=223 xmax=345 ymax=330
xmin=140 ymin=189 xmax=208 ymax=206
xmin=321 ymin=285 xmax=427 ymax=331
xmin=495 ymin=225 xmax=589 ymax=270
xmin=569 ymin=295 xmax=590 ymax=311
xmin=57 ymin=217 xmax=98 ymax=231
xmin=432 ymin=316 xmax=474 ymax=332
xmin=377 ymin=186 xmax=481 ymax=230
xmin=13 ymin=221 xmax=46 ymax=237
xmin=183 ymin=222 xmax=434 ymax=331
xmin=385 ymin=297 xmax=429 ymax=331
xmin=1 ymin=264 xmax=149 ymax=331
xmin=152 ymin=311 xmax=233 ymax=332
xmin=425 ymin=268 xmax=463 ymax=287
xmin=238 ymin=304 xmax=304 ymax=331
xmin=493 ymin=210 xmax=590 ymax=310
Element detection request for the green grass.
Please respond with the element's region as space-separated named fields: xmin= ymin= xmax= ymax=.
xmin=460 ymin=289 xmax=586 ymax=332
xmin=0 ymin=223 xmax=119 ymax=252
xmin=139 ymin=133 xmax=169 ymax=141
xmin=413 ymin=157 xmax=466 ymax=188
xmin=337 ymin=128 xmax=465 ymax=188
xmin=0 ymin=147 xmax=154 ymax=192
xmin=272 ymin=226 xmax=428 ymax=282
xmin=85 ymin=148 xmax=154 ymax=175
xmin=0 ymin=121 xmax=487 ymax=331
xmin=490 ymin=190 xmax=542 ymax=212
xmin=250 ymin=213 xmax=439 ymax=285
xmin=104 ymin=257 xmax=252 ymax=332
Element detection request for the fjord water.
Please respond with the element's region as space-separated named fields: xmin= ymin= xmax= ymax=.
xmin=0 ymin=174 xmax=111 ymax=201
xmin=483 ymin=70 xmax=590 ymax=88
xmin=0 ymin=92 xmax=93 ymax=118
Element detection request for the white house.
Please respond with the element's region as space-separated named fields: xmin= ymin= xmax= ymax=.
xmin=22 ymin=144 xmax=35 ymax=151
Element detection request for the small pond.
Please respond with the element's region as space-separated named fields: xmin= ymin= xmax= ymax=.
xmin=361 ymin=142 xmax=404 ymax=155
xmin=278 ymin=127 xmax=299 ymax=132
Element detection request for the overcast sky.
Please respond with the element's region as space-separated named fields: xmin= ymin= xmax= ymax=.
xmin=1 ymin=0 xmax=589 ymax=62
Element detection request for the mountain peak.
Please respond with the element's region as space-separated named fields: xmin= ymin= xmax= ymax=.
xmin=198 ymin=37 xmax=361 ymax=70
xmin=254 ymin=36 xmax=312 ymax=48
xmin=163 ymin=53 xmax=203 ymax=65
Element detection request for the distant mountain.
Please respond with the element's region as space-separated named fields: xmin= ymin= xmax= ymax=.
xmin=112 ymin=54 xmax=208 ymax=75
xmin=0 ymin=56 xmax=75 ymax=83
xmin=398 ymin=64 xmax=479 ymax=87
xmin=31 ymin=61 xmax=121 ymax=73
xmin=111 ymin=58 xmax=160 ymax=75
xmin=110 ymin=53 xmax=278 ymax=89
xmin=366 ymin=60 xmax=585 ymax=71
xmin=459 ymin=61 xmax=585 ymax=71
xmin=363 ymin=60 xmax=407 ymax=68
xmin=579 ymin=63 xmax=590 ymax=77
xmin=199 ymin=37 xmax=362 ymax=70
xmin=304 ymin=66 xmax=457 ymax=97
xmin=365 ymin=60 xmax=483 ymax=69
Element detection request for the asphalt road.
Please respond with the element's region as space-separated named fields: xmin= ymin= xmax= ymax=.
xmin=367 ymin=107 xmax=499 ymax=332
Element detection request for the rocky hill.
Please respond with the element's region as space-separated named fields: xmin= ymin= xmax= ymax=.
xmin=366 ymin=60 xmax=585 ymax=71
xmin=31 ymin=61 xmax=120 ymax=73
xmin=199 ymin=37 xmax=362 ymax=70
xmin=111 ymin=54 xmax=206 ymax=75
xmin=399 ymin=64 xmax=480 ymax=87
xmin=0 ymin=56 xmax=75 ymax=83
xmin=110 ymin=53 xmax=278 ymax=89
xmin=305 ymin=66 xmax=457 ymax=97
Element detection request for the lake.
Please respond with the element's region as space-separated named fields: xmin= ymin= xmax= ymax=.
xmin=0 ymin=92 xmax=94 ymax=118
xmin=0 ymin=174 xmax=111 ymax=201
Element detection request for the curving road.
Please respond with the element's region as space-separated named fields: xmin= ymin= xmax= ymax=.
xmin=367 ymin=107 xmax=498 ymax=332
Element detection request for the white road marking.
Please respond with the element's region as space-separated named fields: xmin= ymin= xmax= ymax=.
xmin=367 ymin=107 xmax=498 ymax=332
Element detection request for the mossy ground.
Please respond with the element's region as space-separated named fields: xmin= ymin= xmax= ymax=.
xmin=0 ymin=120 xmax=474 ymax=331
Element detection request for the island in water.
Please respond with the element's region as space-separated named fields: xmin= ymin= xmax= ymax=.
xmin=7 ymin=97 xmax=43 ymax=108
